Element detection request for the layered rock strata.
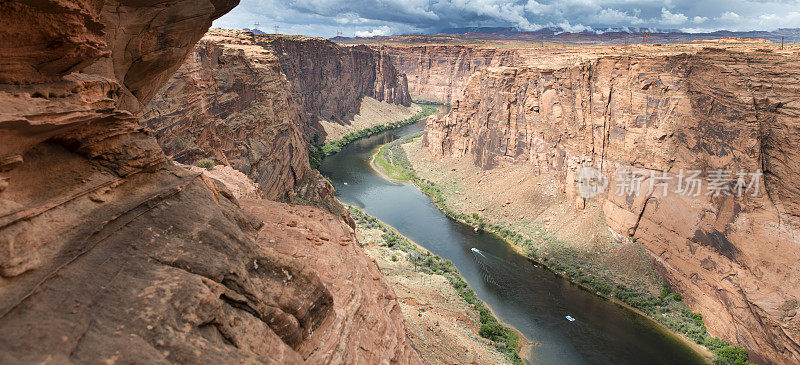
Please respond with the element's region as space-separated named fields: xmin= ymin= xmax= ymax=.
xmin=142 ymin=30 xmax=307 ymax=200
xmin=424 ymin=48 xmax=800 ymax=364
xmin=0 ymin=0 xmax=417 ymax=363
xmin=377 ymin=45 xmax=517 ymax=103
xmin=143 ymin=29 xmax=412 ymax=201
xmin=269 ymin=36 xmax=411 ymax=139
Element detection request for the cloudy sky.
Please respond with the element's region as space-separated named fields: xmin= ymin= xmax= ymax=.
xmin=213 ymin=0 xmax=800 ymax=38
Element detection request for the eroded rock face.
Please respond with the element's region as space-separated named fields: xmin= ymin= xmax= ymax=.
xmin=0 ymin=1 xmax=417 ymax=363
xmin=143 ymin=29 xmax=412 ymax=200
xmin=241 ymin=200 xmax=416 ymax=364
xmin=377 ymin=45 xmax=517 ymax=103
xmin=142 ymin=31 xmax=307 ymax=200
xmin=268 ymin=36 xmax=411 ymax=140
xmin=425 ymin=48 xmax=800 ymax=364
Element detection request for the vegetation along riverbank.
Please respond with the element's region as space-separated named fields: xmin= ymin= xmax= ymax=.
xmin=308 ymin=103 xmax=438 ymax=169
xmin=373 ymin=135 xmax=750 ymax=365
xmin=350 ymin=206 xmax=526 ymax=364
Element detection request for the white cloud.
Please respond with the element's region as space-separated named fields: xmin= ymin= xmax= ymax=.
xmin=712 ymin=11 xmax=800 ymax=31
xmin=692 ymin=16 xmax=708 ymax=23
xmin=334 ymin=12 xmax=370 ymax=24
xmin=453 ymin=0 xmax=541 ymax=31
xmin=596 ymin=8 xmax=644 ymax=25
xmin=355 ymin=25 xmax=394 ymax=37
xmin=718 ymin=11 xmax=742 ymax=21
xmin=556 ymin=20 xmax=592 ymax=33
xmin=660 ymin=7 xmax=688 ymax=25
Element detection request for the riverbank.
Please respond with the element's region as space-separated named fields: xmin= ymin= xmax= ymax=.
xmin=374 ymin=135 xmax=752 ymax=364
xmin=320 ymin=97 xmax=422 ymax=141
xmin=308 ymin=103 xmax=438 ymax=169
xmin=350 ymin=207 xmax=527 ymax=364
xmin=411 ymin=99 xmax=451 ymax=107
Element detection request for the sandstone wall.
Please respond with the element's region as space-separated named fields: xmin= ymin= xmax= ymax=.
xmin=142 ymin=30 xmax=308 ymax=201
xmin=143 ymin=29 xmax=412 ymax=201
xmin=0 ymin=1 xmax=418 ymax=363
xmin=377 ymin=45 xmax=517 ymax=103
xmin=424 ymin=48 xmax=800 ymax=364
xmin=267 ymin=35 xmax=411 ymax=141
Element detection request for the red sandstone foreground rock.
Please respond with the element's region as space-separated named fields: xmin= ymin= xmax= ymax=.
xmin=0 ymin=0 xmax=418 ymax=363
xmin=424 ymin=45 xmax=800 ymax=364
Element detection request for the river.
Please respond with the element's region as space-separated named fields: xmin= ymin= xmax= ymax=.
xmin=318 ymin=121 xmax=707 ymax=364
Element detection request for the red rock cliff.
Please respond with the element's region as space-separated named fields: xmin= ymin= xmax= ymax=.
xmin=425 ymin=48 xmax=800 ymax=364
xmin=141 ymin=30 xmax=308 ymax=201
xmin=377 ymin=45 xmax=517 ymax=103
xmin=266 ymin=35 xmax=411 ymax=140
xmin=0 ymin=1 xmax=418 ymax=363
xmin=143 ymin=29 xmax=412 ymax=202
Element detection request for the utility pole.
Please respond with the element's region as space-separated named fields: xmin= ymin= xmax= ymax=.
xmin=781 ymin=36 xmax=785 ymax=50
xmin=253 ymin=22 xmax=260 ymax=31
xmin=336 ymin=30 xmax=343 ymax=38
xmin=273 ymin=25 xmax=279 ymax=34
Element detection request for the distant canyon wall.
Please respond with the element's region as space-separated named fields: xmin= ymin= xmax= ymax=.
xmin=143 ymin=29 xmax=412 ymax=201
xmin=269 ymin=37 xmax=411 ymax=140
xmin=0 ymin=1 xmax=417 ymax=363
xmin=377 ymin=45 xmax=517 ymax=103
xmin=424 ymin=48 xmax=800 ymax=364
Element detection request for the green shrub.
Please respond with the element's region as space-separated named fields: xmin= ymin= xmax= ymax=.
xmin=348 ymin=206 xmax=522 ymax=364
xmin=194 ymin=158 xmax=215 ymax=170
xmin=660 ymin=284 xmax=671 ymax=300
xmin=411 ymin=99 xmax=452 ymax=107
xmin=479 ymin=322 xmax=507 ymax=340
xmin=713 ymin=346 xmax=750 ymax=365
xmin=308 ymin=144 xmax=324 ymax=169
xmin=313 ymin=105 xmax=438 ymax=162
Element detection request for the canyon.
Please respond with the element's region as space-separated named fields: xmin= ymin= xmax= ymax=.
xmin=142 ymin=29 xmax=413 ymax=205
xmin=1 ymin=0 xmax=798 ymax=363
xmin=0 ymin=0 xmax=419 ymax=363
xmin=422 ymin=42 xmax=800 ymax=364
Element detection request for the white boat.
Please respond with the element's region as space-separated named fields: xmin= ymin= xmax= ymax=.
xmin=565 ymin=315 xmax=576 ymax=322
xmin=471 ymin=247 xmax=480 ymax=253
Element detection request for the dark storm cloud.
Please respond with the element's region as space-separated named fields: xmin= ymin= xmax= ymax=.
xmin=213 ymin=0 xmax=800 ymax=37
